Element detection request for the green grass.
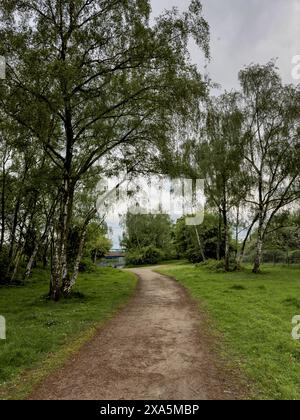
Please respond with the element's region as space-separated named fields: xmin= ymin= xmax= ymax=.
xmin=125 ymin=259 xmax=188 ymax=268
xmin=0 ymin=267 xmax=137 ymax=400
xmin=158 ymin=263 xmax=300 ymax=400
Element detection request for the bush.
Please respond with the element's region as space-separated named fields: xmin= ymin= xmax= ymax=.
xmin=186 ymin=247 xmax=204 ymax=264
xmin=289 ymin=250 xmax=300 ymax=264
xmin=196 ymin=259 xmax=226 ymax=272
xmin=196 ymin=258 xmax=238 ymax=272
xmin=126 ymin=246 xmax=163 ymax=266
xmin=79 ymin=257 xmax=97 ymax=273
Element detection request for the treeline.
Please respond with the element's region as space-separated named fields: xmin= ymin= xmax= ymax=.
xmin=160 ymin=63 xmax=300 ymax=273
xmin=123 ymin=63 xmax=300 ymax=272
xmin=122 ymin=211 xmax=300 ymax=269
xmin=123 ymin=213 xmax=228 ymax=266
xmin=0 ymin=1 xmax=299 ymax=299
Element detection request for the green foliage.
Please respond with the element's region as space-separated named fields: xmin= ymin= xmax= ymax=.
xmin=79 ymin=257 xmax=97 ymax=273
xmin=126 ymin=245 xmax=163 ymax=266
xmin=122 ymin=213 xmax=175 ymax=262
xmin=174 ymin=213 xmax=232 ymax=263
xmin=263 ymin=214 xmax=300 ymax=252
xmin=289 ymin=250 xmax=300 ymax=264
xmin=67 ymin=221 xmax=111 ymax=271
xmin=0 ymin=0 xmax=210 ymax=297
xmin=85 ymin=222 xmax=112 ymax=262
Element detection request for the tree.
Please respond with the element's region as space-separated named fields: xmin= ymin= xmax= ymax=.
xmin=174 ymin=213 xmax=228 ymax=263
xmin=239 ymin=62 xmax=300 ymax=273
xmin=0 ymin=0 xmax=210 ymax=299
xmin=85 ymin=222 xmax=111 ymax=263
xmin=122 ymin=213 xmax=175 ymax=261
xmin=262 ymin=212 xmax=300 ymax=261
xmin=202 ymin=93 xmax=245 ymax=270
xmin=174 ymin=93 xmax=245 ymax=270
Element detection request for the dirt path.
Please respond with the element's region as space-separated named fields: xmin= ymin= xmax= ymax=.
xmin=29 ymin=268 xmax=243 ymax=400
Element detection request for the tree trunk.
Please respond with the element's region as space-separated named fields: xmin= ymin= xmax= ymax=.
xmin=194 ymin=225 xmax=205 ymax=262
xmin=62 ymin=208 xmax=96 ymax=296
xmin=221 ymin=184 xmax=230 ymax=272
xmin=253 ymin=215 xmax=264 ymax=274
xmin=50 ymin=179 xmax=74 ymax=300
xmin=223 ymin=209 xmax=230 ymax=272
xmin=6 ymin=198 xmax=21 ymax=276
xmin=10 ymin=246 xmax=24 ymax=283
xmin=24 ymin=240 xmax=40 ymax=280
xmin=235 ymin=206 xmax=240 ymax=258
xmin=217 ymin=208 xmax=222 ymax=261
xmin=42 ymin=242 xmax=49 ymax=268
xmin=63 ymin=227 xmax=87 ymax=297
xmin=93 ymin=249 xmax=97 ymax=264
xmin=253 ymin=237 xmax=263 ymax=273
xmin=0 ymin=158 xmax=6 ymax=253
xmin=235 ymin=214 xmax=258 ymax=270
xmin=50 ymin=233 xmax=61 ymax=301
xmin=24 ymin=198 xmax=57 ymax=280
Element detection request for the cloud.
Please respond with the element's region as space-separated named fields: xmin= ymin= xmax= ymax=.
xmin=151 ymin=0 xmax=300 ymax=92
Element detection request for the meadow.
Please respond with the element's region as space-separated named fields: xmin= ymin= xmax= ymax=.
xmin=158 ymin=263 xmax=300 ymax=400
xmin=0 ymin=267 xmax=137 ymax=400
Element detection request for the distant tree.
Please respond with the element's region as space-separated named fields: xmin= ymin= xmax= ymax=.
xmin=262 ymin=212 xmax=300 ymax=256
xmin=174 ymin=213 xmax=230 ymax=263
xmin=122 ymin=213 xmax=175 ymax=260
xmin=202 ymin=93 xmax=245 ymax=270
xmin=85 ymin=222 xmax=112 ymax=263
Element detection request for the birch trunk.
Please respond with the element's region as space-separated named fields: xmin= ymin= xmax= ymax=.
xmin=253 ymin=215 xmax=264 ymax=273
xmin=63 ymin=227 xmax=87 ymax=297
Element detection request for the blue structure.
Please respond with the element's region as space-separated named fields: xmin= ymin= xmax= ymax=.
xmin=100 ymin=250 xmax=126 ymax=268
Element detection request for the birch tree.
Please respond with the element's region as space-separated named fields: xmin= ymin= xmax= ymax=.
xmin=239 ymin=62 xmax=300 ymax=273
xmin=0 ymin=0 xmax=210 ymax=298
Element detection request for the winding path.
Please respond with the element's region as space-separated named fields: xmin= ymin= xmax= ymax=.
xmin=29 ymin=267 xmax=242 ymax=400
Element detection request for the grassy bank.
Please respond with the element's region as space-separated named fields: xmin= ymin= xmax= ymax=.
xmin=158 ymin=263 xmax=300 ymax=400
xmin=0 ymin=267 xmax=137 ymax=400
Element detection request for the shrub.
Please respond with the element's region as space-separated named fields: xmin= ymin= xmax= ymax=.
xmin=186 ymin=247 xmax=204 ymax=264
xmin=126 ymin=246 xmax=163 ymax=266
xmin=196 ymin=259 xmax=226 ymax=272
xmin=79 ymin=257 xmax=97 ymax=273
xmin=289 ymin=250 xmax=300 ymax=264
xmin=196 ymin=258 xmax=238 ymax=272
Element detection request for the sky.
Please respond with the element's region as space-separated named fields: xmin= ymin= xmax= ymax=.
xmin=151 ymin=0 xmax=300 ymax=92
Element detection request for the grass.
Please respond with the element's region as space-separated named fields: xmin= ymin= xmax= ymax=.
xmin=158 ymin=263 xmax=300 ymax=400
xmin=0 ymin=266 xmax=137 ymax=400
xmin=125 ymin=259 xmax=188 ymax=268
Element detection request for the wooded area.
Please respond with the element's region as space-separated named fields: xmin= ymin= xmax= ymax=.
xmin=0 ymin=0 xmax=299 ymax=302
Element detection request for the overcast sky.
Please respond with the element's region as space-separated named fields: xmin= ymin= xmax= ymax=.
xmin=151 ymin=0 xmax=300 ymax=92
